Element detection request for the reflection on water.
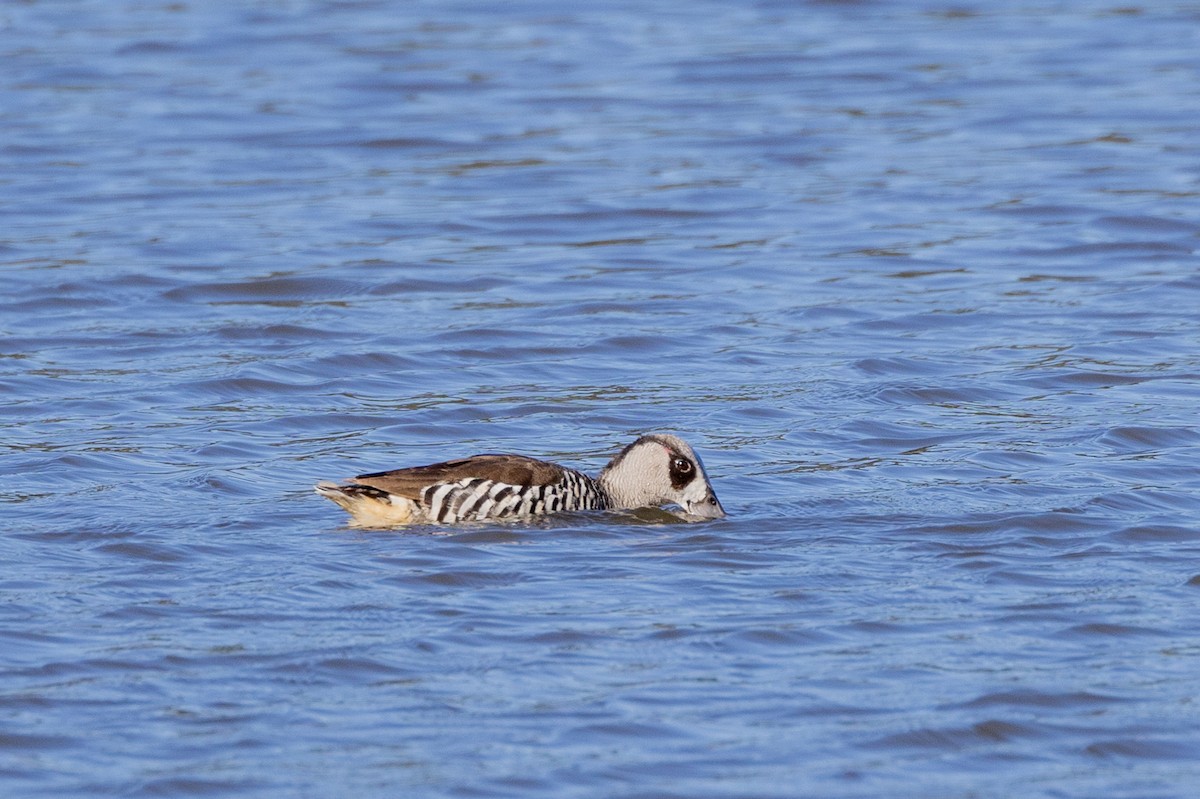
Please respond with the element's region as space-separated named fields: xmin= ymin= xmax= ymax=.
xmin=3 ymin=1 xmax=1199 ymax=797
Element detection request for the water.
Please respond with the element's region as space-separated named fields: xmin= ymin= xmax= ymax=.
xmin=3 ymin=1 xmax=1199 ymax=796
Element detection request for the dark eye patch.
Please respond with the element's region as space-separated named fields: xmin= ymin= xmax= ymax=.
xmin=668 ymin=455 xmax=696 ymax=489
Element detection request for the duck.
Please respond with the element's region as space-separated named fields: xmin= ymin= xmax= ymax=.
xmin=315 ymin=433 xmax=725 ymax=527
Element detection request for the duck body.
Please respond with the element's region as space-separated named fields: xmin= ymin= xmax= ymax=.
xmin=315 ymin=433 xmax=724 ymax=528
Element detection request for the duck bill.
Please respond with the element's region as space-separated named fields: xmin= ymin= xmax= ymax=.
xmin=685 ymin=492 xmax=726 ymax=519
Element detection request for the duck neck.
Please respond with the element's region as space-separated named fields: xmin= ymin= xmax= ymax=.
xmin=597 ymin=452 xmax=662 ymax=510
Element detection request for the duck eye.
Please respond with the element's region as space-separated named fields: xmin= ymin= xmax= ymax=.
xmin=673 ymin=458 xmax=692 ymax=473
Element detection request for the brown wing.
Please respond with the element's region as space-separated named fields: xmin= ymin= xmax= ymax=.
xmin=350 ymin=454 xmax=567 ymax=501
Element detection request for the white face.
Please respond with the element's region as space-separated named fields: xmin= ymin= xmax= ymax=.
xmin=660 ymin=439 xmax=725 ymax=519
xmin=600 ymin=434 xmax=726 ymax=518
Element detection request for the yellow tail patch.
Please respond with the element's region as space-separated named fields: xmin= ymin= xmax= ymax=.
xmin=314 ymin=483 xmax=419 ymax=528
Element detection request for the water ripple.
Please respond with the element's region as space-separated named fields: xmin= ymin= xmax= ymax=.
xmin=3 ymin=2 xmax=1199 ymax=798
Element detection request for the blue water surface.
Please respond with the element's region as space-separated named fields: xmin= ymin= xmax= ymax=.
xmin=2 ymin=1 xmax=1199 ymax=797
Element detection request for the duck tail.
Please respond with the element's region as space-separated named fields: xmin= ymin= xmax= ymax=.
xmin=314 ymin=482 xmax=417 ymax=527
